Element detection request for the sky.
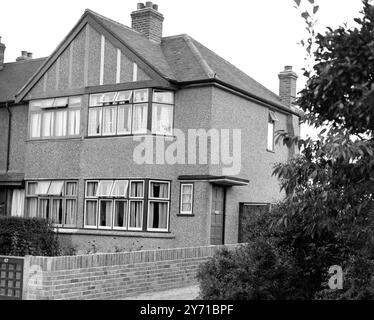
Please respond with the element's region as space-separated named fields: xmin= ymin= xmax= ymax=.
xmin=0 ymin=0 xmax=366 ymax=137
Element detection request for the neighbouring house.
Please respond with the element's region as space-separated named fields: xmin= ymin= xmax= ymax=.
xmin=0 ymin=2 xmax=300 ymax=253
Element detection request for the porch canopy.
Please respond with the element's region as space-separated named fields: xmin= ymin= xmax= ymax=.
xmin=0 ymin=172 xmax=24 ymax=187
xmin=178 ymin=175 xmax=249 ymax=187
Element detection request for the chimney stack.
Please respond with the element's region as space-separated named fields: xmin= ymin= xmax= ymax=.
xmin=0 ymin=37 xmax=5 ymax=71
xmin=16 ymin=50 xmax=33 ymax=62
xmin=131 ymin=2 xmax=164 ymax=43
xmin=278 ymin=66 xmax=298 ymax=107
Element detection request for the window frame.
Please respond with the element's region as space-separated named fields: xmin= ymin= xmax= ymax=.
xmin=179 ymin=183 xmax=194 ymax=215
xmin=147 ymin=180 xmax=171 ymax=232
xmin=28 ymin=96 xmax=82 ymax=140
xmin=267 ymin=115 xmax=275 ymax=152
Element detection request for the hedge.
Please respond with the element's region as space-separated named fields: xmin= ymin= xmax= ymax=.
xmin=0 ymin=217 xmax=60 ymax=256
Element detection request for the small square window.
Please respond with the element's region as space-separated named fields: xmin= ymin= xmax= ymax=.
xmin=180 ymin=184 xmax=193 ymax=215
xmin=53 ymin=97 xmax=68 ymax=108
xmin=27 ymin=182 xmax=38 ymax=196
xmin=153 ymin=91 xmax=174 ymax=104
xmin=134 ymin=89 xmax=149 ymax=103
xmin=48 ymin=181 xmax=64 ymax=196
xmin=149 ymin=181 xmax=170 ymax=199
xmin=115 ymin=91 xmax=133 ymax=103
xmin=130 ymin=181 xmax=144 ymax=198
xmin=35 ymin=181 xmax=51 ymax=195
xmin=40 ymin=99 xmax=54 ymax=109
xmin=86 ymin=181 xmax=98 ymax=197
xmin=111 ymin=180 xmax=129 ymax=197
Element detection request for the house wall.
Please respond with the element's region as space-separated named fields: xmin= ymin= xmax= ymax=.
xmin=23 ymin=86 xmax=214 ymax=253
xmin=210 ymin=87 xmax=297 ymax=244
xmin=0 ymin=107 xmax=9 ymax=172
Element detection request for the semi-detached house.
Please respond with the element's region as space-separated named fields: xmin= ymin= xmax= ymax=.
xmin=0 ymin=2 xmax=300 ymax=252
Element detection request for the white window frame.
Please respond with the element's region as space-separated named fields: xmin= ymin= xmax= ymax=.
xmin=147 ymin=180 xmax=170 ymax=232
xmin=84 ymin=180 xmax=99 ymax=229
xmin=98 ymin=199 xmax=113 ymax=230
xmin=180 ymin=183 xmax=194 ymax=215
xmin=128 ymin=199 xmax=144 ymax=231
xmin=113 ymin=199 xmax=129 ymax=230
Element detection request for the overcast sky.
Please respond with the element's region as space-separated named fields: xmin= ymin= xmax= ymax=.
xmin=0 ymin=0 xmax=365 ymax=137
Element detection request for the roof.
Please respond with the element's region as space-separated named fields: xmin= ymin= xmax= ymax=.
xmin=87 ymin=10 xmax=287 ymax=111
xmin=0 ymin=58 xmax=46 ymax=103
xmin=11 ymin=9 xmax=292 ymax=113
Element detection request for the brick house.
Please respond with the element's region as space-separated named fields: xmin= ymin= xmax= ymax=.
xmin=0 ymin=3 xmax=300 ymax=253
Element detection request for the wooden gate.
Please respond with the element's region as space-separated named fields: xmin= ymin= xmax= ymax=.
xmin=0 ymin=256 xmax=24 ymax=300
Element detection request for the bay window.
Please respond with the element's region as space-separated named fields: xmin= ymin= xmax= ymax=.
xmin=29 ymin=96 xmax=82 ymax=139
xmin=87 ymin=89 xmax=174 ymax=137
xmin=84 ymin=179 xmax=170 ymax=232
xmin=26 ymin=180 xmax=78 ymax=227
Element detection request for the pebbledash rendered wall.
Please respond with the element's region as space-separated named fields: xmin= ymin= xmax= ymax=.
xmin=22 ymin=244 xmax=240 ymax=300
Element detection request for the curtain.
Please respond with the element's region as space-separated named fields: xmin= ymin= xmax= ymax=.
xmin=99 ymin=201 xmax=112 ymax=227
xmin=27 ymin=198 xmax=37 ymax=218
xmin=117 ymin=105 xmax=132 ymax=134
xmin=152 ymin=104 xmax=172 ymax=134
xmin=65 ymin=182 xmax=77 ymax=196
xmin=102 ymin=107 xmax=116 ymax=135
xmin=68 ymin=110 xmax=80 ymax=135
xmin=88 ymin=108 xmax=102 ymax=135
xmin=85 ymin=200 xmax=97 ymax=226
xmin=86 ymin=182 xmax=97 ymax=197
xmin=30 ymin=113 xmax=41 ymax=138
xmin=150 ymin=182 xmax=169 ymax=198
xmin=130 ymin=201 xmax=142 ymax=228
xmin=55 ymin=110 xmax=67 ymax=136
xmin=42 ymin=112 xmax=53 ymax=137
xmin=148 ymin=202 xmax=167 ymax=229
xmin=39 ymin=199 xmax=49 ymax=219
xmin=131 ymin=182 xmax=143 ymax=197
xmin=114 ymin=201 xmax=127 ymax=228
xmin=11 ymin=189 xmax=25 ymax=217
xmin=132 ymin=104 xmax=147 ymax=133
xmin=65 ymin=199 xmax=76 ymax=225
xmin=51 ymin=199 xmax=63 ymax=224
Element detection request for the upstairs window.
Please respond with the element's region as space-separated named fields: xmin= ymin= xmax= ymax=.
xmin=87 ymin=89 xmax=174 ymax=137
xmin=29 ymin=96 xmax=81 ymax=139
xmin=267 ymin=111 xmax=279 ymax=152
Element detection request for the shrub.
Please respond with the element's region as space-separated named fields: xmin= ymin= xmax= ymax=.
xmin=197 ymin=242 xmax=307 ymax=300
xmin=0 ymin=217 xmax=60 ymax=256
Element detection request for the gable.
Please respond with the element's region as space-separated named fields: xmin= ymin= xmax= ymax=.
xmin=26 ymin=24 xmax=152 ymax=100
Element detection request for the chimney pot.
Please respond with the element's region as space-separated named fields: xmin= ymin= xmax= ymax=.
xmin=152 ymin=4 xmax=158 ymax=10
xmin=27 ymin=52 xmax=33 ymax=58
xmin=145 ymin=1 xmax=153 ymax=7
xmin=137 ymin=2 xmax=145 ymax=9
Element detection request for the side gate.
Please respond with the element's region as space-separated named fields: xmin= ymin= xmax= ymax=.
xmin=0 ymin=256 xmax=24 ymax=300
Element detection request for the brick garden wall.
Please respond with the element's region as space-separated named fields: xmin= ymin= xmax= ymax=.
xmin=22 ymin=244 xmax=240 ymax=300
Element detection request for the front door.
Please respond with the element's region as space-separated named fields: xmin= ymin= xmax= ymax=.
xmin=210 ymin=185 xmax=225 ymax=245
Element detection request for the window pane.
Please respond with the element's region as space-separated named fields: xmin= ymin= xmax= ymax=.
xmin=134 ymin=89 xmax=148 ymax=103
xmin=30 ymin=101 xmax=41 ymax=111
xmin=153 ymin=91 xmax=174 ymax=104
xmin=116 ymin=91 xmax=132 ymax=103
xmin=182 ymin=203 xmax=192 ymax=212
xmin=39 ymin=199 xmax=50 ymax=219
xmin=68 ymin=110 xmax=80 ymax=136
xmin=129 ymin=201 xmax=143 ymax=229
xmin=48 ymin=181 xmax=64 ymax=196
xmin=53 ymin=97 xmax=68 ymax=108
xmin=86 ymin=182 xmax=98 ymax=197
xmin=99 ymin=200 xmax=112 ymax=228
xmin=132 ymin=104 xmax=148 ymax=134
xmin=36 ymin=181 xmax=51 ymax=195
xmin=27 ymin=182 xmax=37 ymax=196
xmin=152 ymin=104 xmax=173 ymax=135
xmin=26 ymin=198 xmax=37 ymax=218
xmin=102 ymin=92 xmax=117 ymax=104
xmin=51 ymin=199 xmax=63 ymax=224
xmin=117 ymin=105 xmax=132 ymax=134
xmin=69 ymin=96 xmax=82 ymax=107
xmin=89 ymin=93 xmax=104 ymax=107
xmin=102 ymin=106 xmax=117 ymax=135
xmin=130 ymin=181 xmax=144 ymax=198
xmin=30 ymin=113 xmax=41 ymax=138
xmin=40 ymin=99 xmax=54 ymax=109
xmin=148 ymin=202 xmax=168 ymax=230
xmin=267 ymin=121 xmax=274 ymax=151
xmin=150 ymin=182 xmax=169 ymax=199
xmin=182 ymin=184 xmax=192 ymax=195
xmin=88 ymin=108 xmax=102 ymax=136
xmin=85 ymin=200 xmax=97 ymax=226
xmin=55 ymin=110 xmax=67 ymax=137
xmin=111 ymin=180 xmax=129 ymax=197
xmin=65 ymin=182 xmax=77 ymax=196
xmin=96 ymin=180 xmax=113 ymax=197
xmin=65 ymin=199 xmax=76 ymax=226
xmin=114 ymin=201 xmax=128 ymax=228
xmin=42 ymin=112 xmax=54 ymax=137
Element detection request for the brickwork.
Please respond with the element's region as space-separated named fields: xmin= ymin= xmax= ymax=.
xmin=22 ymin=244 xmax=240 ymax=300
xmin=131 ymin=7 xmax=164 ymax=43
